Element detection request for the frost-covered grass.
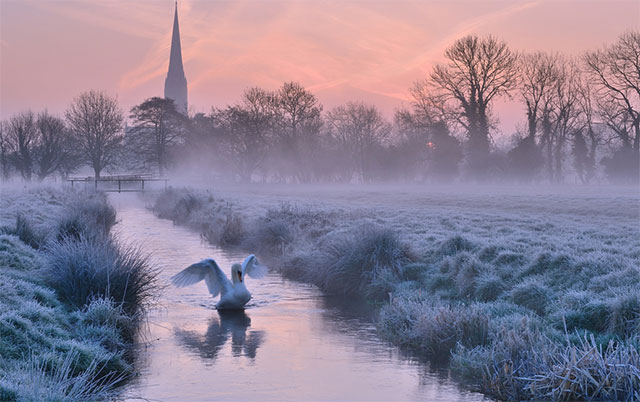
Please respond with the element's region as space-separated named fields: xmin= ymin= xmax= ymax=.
xmin=151 ymin=184 xmax=640 ymax=401
xmin=0 ymin=187 xmax=156 ymax=401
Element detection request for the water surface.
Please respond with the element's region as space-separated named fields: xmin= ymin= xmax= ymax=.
xmin=112 ymin=195 xmax=488 ymax=402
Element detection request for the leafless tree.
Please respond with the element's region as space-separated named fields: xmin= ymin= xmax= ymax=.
xmin=573 ymin=78 xmax=601 ymax=183
xmin=275 ymin=82 xmax=323 ymax=182
xmin=548 ymin=58 xmax=583 ymax=182
xmin=0 ymin=121 xmax=11 ymax=180
xmin=584 ymin=31 xmax=640 ymax=153
xmin=215 ymin=87 xmax=277 ymax=182
xmin=430 ymin=35 xmax=519 ymax=175
xmin=519 ymin=52 xmax=561 ymax=141
xmin=327 ymin=102 xmax=391 ymax=182
xmin=129 ymin=97 xmax=186 ymax=175
xmin=66 ymin=90 xmax=124 ymax=178
xmin=34 ymin=111 xmax=77 ymax=180
xmin=6 ymin=111 xmax=38 ymax=180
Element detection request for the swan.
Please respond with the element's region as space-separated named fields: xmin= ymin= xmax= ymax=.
xmin=171 ymin=254 xmax=267 ymax=310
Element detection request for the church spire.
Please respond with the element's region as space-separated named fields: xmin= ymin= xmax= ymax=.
xmin=164 ymin=2 xmax=188 ymax=114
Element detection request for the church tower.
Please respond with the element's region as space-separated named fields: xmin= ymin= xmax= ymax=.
xmin=164 ymin=2 xmax=188 ymax=114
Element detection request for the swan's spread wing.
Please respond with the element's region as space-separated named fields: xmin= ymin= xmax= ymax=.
xmin=241 ymin=254 xmax=268 ymax=280
xmin=172 ymin=259 xmax=233 ymax=297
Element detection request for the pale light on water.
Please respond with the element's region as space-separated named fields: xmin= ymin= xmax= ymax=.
xmin=111 ymin=195 xmax=488 ymax=402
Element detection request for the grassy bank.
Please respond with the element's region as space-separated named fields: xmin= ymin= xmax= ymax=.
xmin=0 ymin=188 xmax=157 ymax=401
xmin=151 ymin=185 xmax=640 ymax=401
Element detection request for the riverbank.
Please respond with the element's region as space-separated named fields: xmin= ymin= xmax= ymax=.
xmin=150 ymin=184 xmax=639 ymax=401
xmin=0 ymin=187 xmax=157 ymax=401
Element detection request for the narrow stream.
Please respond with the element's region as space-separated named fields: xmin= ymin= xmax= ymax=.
xmin=111 ymin=194 xmax=488 ymax=402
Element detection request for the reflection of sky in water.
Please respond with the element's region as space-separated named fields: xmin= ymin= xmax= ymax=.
xmin=112 ymin=194 xmax=488 ymax=402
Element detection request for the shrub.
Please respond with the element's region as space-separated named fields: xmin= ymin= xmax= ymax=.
xmin=9 ymin=214 xmax=45 ymax=250
xmin=307 ymin=225 xmax=414 ymax=299
xmin=474 ymin=272 xmax=506 ymax=302
xmin=437 ymin=235 xmax=476 ymax=257
xmin=379 ymin=299 xmax=489 ymax=359
xmin=45 ymin=235 xmax=157 ymax=321
xmin=509 ymin=279 xmax=551 ymax=315
xmin=71 ymin=195 xmax=117 ymax=234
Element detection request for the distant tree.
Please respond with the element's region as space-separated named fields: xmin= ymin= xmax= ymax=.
xmin=507 ymin=134 xmax=542 ymax=183
xmin=572 ymin=129 xmax=590 ymax=183
xmin=584 ymin=31 xmax=640 ymax=182
xmin=327 ymin=102 xmax=391 ymax=182
xmin=0 ymin=121 xmax=11 ymax=179
xmin=215 ymin=87 xmax=277 ymax=182
xmin=34 ymin=111 xmax=77 ymax=180
xmin=129 ymin=97 xmax=186 ymax=175
xmin=275 ymin=82 xmax=323 ymax=182
xmin=66 ymin=90 xmax=124 ymax=178
xmin=546 ymin=58 xmax=583 ymax=183
xmin=513 ymin=52 xmax=560 ymax=181
xmin=574 ymin=79 xmax=600 ymax=183
xmin=430 ymin=35 xmax=519 ymax=178
xmin=519 ymin=52 xmax=560 ymax=142
xmin=395 ymin=85 xmax=463 ymax=182
xmin=6 ymin=111 xmax=38 ymax=180
xmin=427 ymin=122 xmax=463 ymax=181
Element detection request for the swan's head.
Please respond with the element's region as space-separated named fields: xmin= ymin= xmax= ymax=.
xmin=231 ymin=263 xmax=243 ymax=284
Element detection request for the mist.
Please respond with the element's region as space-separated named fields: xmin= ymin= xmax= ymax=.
xmin=1 ymin=5 xmax=639 ymax=402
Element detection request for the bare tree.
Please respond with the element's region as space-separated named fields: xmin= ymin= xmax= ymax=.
xmin=66 ymin=91 xmax=124 ymax=178
xmin=275 ymin=82 xmax=323 ymax=182
xmin=129 ymin=97 xmax=186 ymax=175
xmin=548 ymin=58 xmax=583 ymax=182
xmin=0 ymin=121 xmax=11 ymax=180
xmin=519 ymin=52 xmax=561 ymax=141
xmin=6 ymin=111 xmax=38 ymax=180
xmin=430 ymin=35 xmax=519 ymax=176
xmin=584 ymin=31 xmax=640 ymax=153
xmin=573 ymin=78 xmax=601 ymax=183
xmin=327 ymin=102 xmax=391 ymax=182
xmin=34 ymin=111 xmax=77 ymax=180
xmin=215 ymin=87 xmax=277 ymax=182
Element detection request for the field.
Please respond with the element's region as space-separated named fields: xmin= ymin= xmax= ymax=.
xmin=0 ymin=187 xmax=156 ymax=401
xmin=152 ymin=183 xmax=640 ymax=400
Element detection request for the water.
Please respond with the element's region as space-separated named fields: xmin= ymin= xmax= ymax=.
xmin=111 ymin=195 xmax=489 ymax=402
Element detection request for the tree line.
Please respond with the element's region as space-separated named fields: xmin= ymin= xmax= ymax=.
xmin=1 ymin=31 xmax=638 ymax=184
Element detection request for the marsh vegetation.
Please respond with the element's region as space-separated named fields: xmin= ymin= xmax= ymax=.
xmin=152 ymin=184 xmax=639 ymax=401
xmin=0 ymin=188 xmax=158 ymax=400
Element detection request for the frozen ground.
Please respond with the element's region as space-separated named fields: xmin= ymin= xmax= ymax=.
xmin=151 ymin=183 xmax=640 ymax=400
xmin=0 ymin=187 xmax=153 ymax=401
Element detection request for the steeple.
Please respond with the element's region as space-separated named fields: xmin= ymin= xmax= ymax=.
xmin=164 ymin=2 xmax=188 ymax=114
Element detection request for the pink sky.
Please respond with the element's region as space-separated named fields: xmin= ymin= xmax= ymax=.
xmin=1 ymin=0 xmax=638 ymax=135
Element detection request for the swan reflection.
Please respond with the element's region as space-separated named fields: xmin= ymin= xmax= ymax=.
xmin=175 ymin=310 xmax=265 ymax=361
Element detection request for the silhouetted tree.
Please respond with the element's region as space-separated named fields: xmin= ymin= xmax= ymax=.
xmin=214 ymin=88 xmax=277 ymax=182
xmin=34 ymin=111 xmax=77 ymax=180
xmin=129 ymin=97 xmax=186 ymax=175
xmin=584 ymin=31 xmax=639 ymax=182
xmin=572 ymin=129 xmax=590 ymax=183
xmin=0 ymin=121 xmax=11 ymax=180
xmin=508 ymin=134 xmax=542 ymax=182
xmin=427 ymin=122 xmax=463 ymax=181
xmin=66 ymin=90 xmax=124 ymax=178
xmin=431 ymin=35 xmax=519 ymax=178
xmin=327 ymin=102 xmax=391 ymax=182
xmin=6 ymin=111 xmax=37 ymax=180
xmin=275 ymin=82 xmax=323 ymax=182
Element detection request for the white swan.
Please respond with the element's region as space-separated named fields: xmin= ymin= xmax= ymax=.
xmin=171 ymin=254 xmax=267 ymax=310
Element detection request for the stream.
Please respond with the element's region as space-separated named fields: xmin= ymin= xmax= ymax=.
xmin=111 ymin=194 xmax=488 ymax=401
